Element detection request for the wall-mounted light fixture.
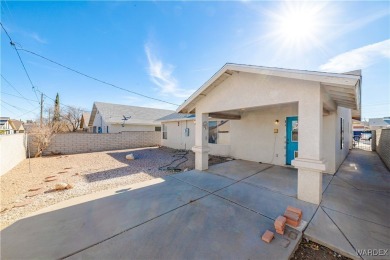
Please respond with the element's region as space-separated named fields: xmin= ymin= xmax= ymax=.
xmin=275 ymin=120 xmax=279 ymax=125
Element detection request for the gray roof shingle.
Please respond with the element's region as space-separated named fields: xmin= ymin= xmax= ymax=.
xmin=89 ymin=102 xmax=174 ymax=126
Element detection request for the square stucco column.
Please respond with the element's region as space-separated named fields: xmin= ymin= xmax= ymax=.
xmin=292 ymin=86 xmax=326 ymax=205
xmin=192 ymin=112 xmax=210 ymax=170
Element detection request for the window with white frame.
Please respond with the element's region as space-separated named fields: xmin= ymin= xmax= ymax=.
xmin=162 ymin=124 xmax=167 ymax=139
xmin=208 ymin=120 xmax=230 ymax=144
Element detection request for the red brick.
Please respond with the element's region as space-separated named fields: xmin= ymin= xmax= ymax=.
xmin=284 ymin=210 xmax=300 ymax=222
xmin=262 ymin=230 xmax=274 ymax=243
xmin=287 ymin=206 xmax=302 ymax=218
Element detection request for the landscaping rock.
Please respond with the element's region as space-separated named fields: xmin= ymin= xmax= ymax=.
xmin=126 ymin=154 xmax=135 ymax=160
xmin=55 ymin=183 xmax=68 ymax=191
xmin=13 ymin=200 xmax=32 ymax=208
xmin=26 ymin=189 xmax=44 ymax=197
xmin=28 ymin=185 xmax=43 ymax=192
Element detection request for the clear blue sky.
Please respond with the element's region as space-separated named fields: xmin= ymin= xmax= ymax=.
xmin=1 ymin=1 xmax=389 ymax=121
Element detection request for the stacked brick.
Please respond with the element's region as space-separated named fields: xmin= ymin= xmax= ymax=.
xmin=261 ymin=205 xmax=303 ymax=244
xmin=274 ymin=216 xmax=287 ymax=235
xmin=284 ymin=206 xmax=302 ymax=227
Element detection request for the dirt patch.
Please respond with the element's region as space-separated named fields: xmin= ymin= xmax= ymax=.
xmin=1 ymin=146 xmax=227 ymax=229
xmin=292 ymin=239 xmax=351 ymax=260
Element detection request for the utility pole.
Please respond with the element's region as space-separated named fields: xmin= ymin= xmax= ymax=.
xmin=40 ymin=93 xmax=43 ymax=127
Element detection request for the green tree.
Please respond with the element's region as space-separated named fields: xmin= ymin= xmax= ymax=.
xmin=53 ymin=93 xmax=60 ymax=122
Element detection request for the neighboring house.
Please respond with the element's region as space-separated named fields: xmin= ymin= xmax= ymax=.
xmin=80 ymin=112 xmax=91 ymax=132
xmin=88 ymin=102 xmax=174 ymax=133
xmin=9 ymin=120 xmax=25 ymax=133
xmin=174 ymin=63 xmax=361 ymax=205
xmin=368 ymin=117 xmax=390 ymax=130
xmin=0 ymin=117 xmax=13 ymax=135
xmin=157 ymin=113 xmax=196 ymax=151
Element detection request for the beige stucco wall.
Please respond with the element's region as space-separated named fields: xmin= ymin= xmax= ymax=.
xmin=161 ymin=120 xmax=195 ymax=150
xmin=229 ymin=104 xmax=298 ymax=165
xmin=109 ymin=124 xmax=156 ymax=133
xmin=0 ymin=134 xmax=27 ymax=176
xmin=91 ymin=113 xmax=157 ymax=133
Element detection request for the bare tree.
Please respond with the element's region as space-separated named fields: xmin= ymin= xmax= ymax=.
xmin=62 ymin=106 xmax=84 ymax=132
xmin=29 ymin=123 xmax=55 ymax=157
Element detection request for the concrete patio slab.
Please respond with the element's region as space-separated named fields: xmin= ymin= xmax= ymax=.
xmin=321 ymin=184 xmax=389 ymax=227
xmin=170 ymin=169 xmax=235 ymax=193
xmin=0 ymin=177 xmax=208 ymax=259
xmin=242 ymin=166 xmax=333 ymax=197
xmin=305 ymin=207 xmax=360 ymax=260
xmin=323 ymin=207 xmax=390 ymax=260
xmin=206 ymin=160 xmax=272 ymax=181
xmin=336 ymin=150 xmax=390 ymax=192
xmin=68 ymin=194 xmax=302 ymax=260
xmin=215 ymin=181 xmax=317 ymax=223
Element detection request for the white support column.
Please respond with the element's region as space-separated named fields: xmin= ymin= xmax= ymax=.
xmin=292 ymin=86 xmax=326 ymax=204
xmin=192 ymin=112 xmax=210 ymax=170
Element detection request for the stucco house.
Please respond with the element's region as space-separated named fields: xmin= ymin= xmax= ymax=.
xmin=368 ymin=117 xmax=390 ymax=130
xmin=0 ymin=117 xmax=13 ymax=135
xmin=88 ymin=102 xmax=174 ymax=133
xmin=79 ymin=112 xmax=91 ymax=132
xmin=9 ymin=120 xmax=25 ymax=134
xmin=163 ymin=63 xmax=361 ymax=204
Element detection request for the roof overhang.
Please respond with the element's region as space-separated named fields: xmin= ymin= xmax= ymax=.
xmin=177 ymin=63 xmax=362 ymax=119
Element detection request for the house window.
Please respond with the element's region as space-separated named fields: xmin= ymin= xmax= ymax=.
xmin=208 ymin=120 xmax=230 ymax=144
xmin=155 ymin=126 xmax=161 ymax=132
xmin=340 ymin=118 xmax=344 ymax=149
xmin=162 ymin=124 xmax=167 ymax=139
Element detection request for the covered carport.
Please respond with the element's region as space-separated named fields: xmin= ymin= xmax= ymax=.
xmin=177 ymin=63 xmax=361 ymax=204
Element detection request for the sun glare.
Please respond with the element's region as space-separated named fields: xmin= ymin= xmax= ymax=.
xmin=279 ymin=10 xmax=317 ymax=43
xmin=266 ymin=2 xmax=329 ymax=52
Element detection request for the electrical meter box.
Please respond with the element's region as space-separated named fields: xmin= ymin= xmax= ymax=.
xmin=185 ymin=128 xmax=190 ymax=136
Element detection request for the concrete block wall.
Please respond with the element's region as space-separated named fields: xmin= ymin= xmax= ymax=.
xmin=375 ymin=129 xmax=390 ymax=170
xmin=0 ymin=134 xmax=27 ymax=176
xmin=28 ymin=132 xmax=161 ymax=156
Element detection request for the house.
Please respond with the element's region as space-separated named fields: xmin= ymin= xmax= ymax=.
xmin=88 ymin=102 xmax=174 ymax=133
xmin=0 ymin=117 xmax=13 ymax=135
xmin=79 ymin=112 xmax=91 ymax=132
xmin=170 ymin=63 xmax=361 ymax=204
xmin=368 ymin=117 xmax=390 ymax=130
xmin=157 ymin=113 xmax=196 ymax=151
xmin=9 ymin=120 xmax=25 ymax=134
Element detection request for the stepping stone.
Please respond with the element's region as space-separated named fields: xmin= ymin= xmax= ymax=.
xmin=26 ymin=189 xmax=44 ymax=197
xmin=13 ymin=200 xmax=32 ymax=208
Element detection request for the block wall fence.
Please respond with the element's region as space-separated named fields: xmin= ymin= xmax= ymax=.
xmin=373 ymin=129 xmax=390 ymax=170
xmin=28 ymin=132 xmax=161 ymax=156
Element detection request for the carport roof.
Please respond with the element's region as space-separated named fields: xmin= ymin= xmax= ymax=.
xmin=177 ymin=63 xmax=362 ymax=120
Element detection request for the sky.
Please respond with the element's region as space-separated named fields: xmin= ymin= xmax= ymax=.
xmin=1 ymin=1 xmax=389 ymax=121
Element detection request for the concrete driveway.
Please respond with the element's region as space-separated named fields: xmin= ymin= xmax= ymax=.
xmin=2 ymin=150 xmax=388 ymax=259
xmin=2 ymin=160 xmax=319 ymax=260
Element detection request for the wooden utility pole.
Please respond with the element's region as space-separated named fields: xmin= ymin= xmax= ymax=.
xmin=40 ymin=93 xmax=43 ymax=127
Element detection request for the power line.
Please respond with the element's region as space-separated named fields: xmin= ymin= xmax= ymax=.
xmin=17 ymin=106 xmax=40 ymax=118
xmin=1 ymin=75 xmax=36 ymax=106
xmin=0 ymin=22 xmax=40 ymax=103
xmin=17 ymin=48 xmax=180 ymax=106
xmin=1 ymin=91 xmax=40 ymax=103
xmin=2 ymin=100 xmax=30 ymax=113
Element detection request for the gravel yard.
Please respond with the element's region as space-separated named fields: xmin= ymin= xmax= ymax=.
xmin=1 ymin=146 xmax=227 ymax=230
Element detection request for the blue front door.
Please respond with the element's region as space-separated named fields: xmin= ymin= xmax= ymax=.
xmin=286 ymin=116 xmax=298 ymax=165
